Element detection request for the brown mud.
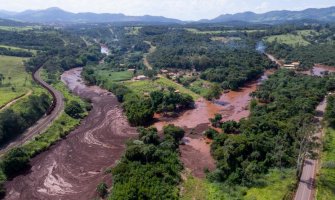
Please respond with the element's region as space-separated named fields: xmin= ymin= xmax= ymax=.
xmin=5 ymin=68 xmax=137 ymax=200
xmin=154 ymin=69 xmax=274 ymax=178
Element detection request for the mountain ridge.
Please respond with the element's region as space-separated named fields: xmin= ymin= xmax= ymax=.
xmin=0 ymin=6 xmax=334 ymax=24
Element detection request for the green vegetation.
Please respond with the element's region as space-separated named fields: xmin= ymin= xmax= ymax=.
xmin=209 ymin=70 xmax=328 ymax=190
xmin=0 ymin=55 xmax=30 ymax=107
xmin=316 ymin=95 xmax=335 ymax=199
xmin=181 ymin=169 xmax=295 ymax=200
xmin=124 ymin=77 xmax=200 ymax=100
xmin=181 ymin=175 xmax=226 ymax=200
xmin=0 ymin=26 xmax=36 ymax=31
xmin=316 ymin=127 xmax=335 ymax=200
xmin=108 ymin=82 xmax=194 ymax=126
xmin=185 ymin=28 xmax=227 ymax=35
xmin=96 ymin=70 xmax=133 ymax=83
xmin=0 ymin=93 xmax=51 ymax=144
xmin=265 ymin=26 xmax=335 ymax=68
xmin=108 ymin=125 xmax=184 ymax=199
xmin=244 ymin=169 xmax=296 ymax=200
xmin=125 ymin=26 xmax=142 ymax=35
xmin=97 ymin=182 xmax=108 ymax=198
xmin=265 ymin=33 xmax=310 ymax=46
xmin=0 ymin=80 xmax=88 ymax=197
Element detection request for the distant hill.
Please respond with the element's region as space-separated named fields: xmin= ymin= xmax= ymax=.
xmin=0 ymin=6 xmax=334 ymax=24
xmin=0 ymin=7 xmax=182 ymax=24
xmin=0 ymin=18 xmax=30 ymax=27
xmin=210 ymin=7 xmax=335 ymax=23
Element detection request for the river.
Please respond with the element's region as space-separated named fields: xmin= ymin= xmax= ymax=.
xmin=5 ymin=68 xmax=137 ymax=200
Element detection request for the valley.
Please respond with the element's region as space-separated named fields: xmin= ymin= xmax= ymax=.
xmin=0 ymin=3 xmax=335 ymax=200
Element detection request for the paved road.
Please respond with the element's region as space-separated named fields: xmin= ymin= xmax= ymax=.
xmin=0 ymin=68 xmax=64 ymax=155
xmin=294 ymin=98 xmax=326 ymax=200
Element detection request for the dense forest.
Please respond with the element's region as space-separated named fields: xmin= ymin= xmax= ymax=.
xmin=209 ymin=70 xmax=331 ymax=186
xmin=109 ymin=125 xmax=184 ymax=199
xmin=0 ymin=47 xmax=33 ymax=57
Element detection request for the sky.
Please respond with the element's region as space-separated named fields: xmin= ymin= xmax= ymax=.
xmin=1 ymin=0 xmax=334 ymax=20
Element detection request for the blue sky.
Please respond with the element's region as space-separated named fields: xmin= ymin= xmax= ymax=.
xmin=1 ymin=0 xmax=334 ymax=20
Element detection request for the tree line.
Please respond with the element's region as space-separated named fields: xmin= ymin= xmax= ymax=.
xmin=208 ymin=70 xmax=330 ymax=186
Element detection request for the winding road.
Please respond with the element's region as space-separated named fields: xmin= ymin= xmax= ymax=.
xmin=0 ymin=67 xmax=64 ymax=155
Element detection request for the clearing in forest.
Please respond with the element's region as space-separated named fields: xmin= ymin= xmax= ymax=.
xmin=0 ymin=55 xmax=32 ymax=107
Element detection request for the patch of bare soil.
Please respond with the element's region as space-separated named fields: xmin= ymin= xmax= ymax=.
xmin=180 ymin=124 xmax=215 ymax=178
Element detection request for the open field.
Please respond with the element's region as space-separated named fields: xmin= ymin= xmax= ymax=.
xmin=185 ymin=28 xmax=265 ymax=35
xmin=264 ymin=30 xmax=316 ymax=46
xmin=0 ymin=55 xmax=31 ymax=107
xmin=0 ymin=45 xmax=38 ymax=55
xmin=244 ymin=168 xmax=295 ymax=200
xmin=181 ymin=168 xmax=295 ymax=200
xmin=0 ymin=26 xmax=38 ymax=31
xmin=124 ymin=76 xmax=200 ymax=100
xmin=316 ymin=128 xmax=335 ymax=200
xmin=210 ymin=36 xmax=241 ymax=43
xmin=187 ymin=79 xmax=213 ymax=97
xmin=125 ymin=26 xmax=142 ymax=35
xmin=96 ymin=70 xmax=133 ymax=83
xmin=180 ymin=175 xmax=227 ymax=200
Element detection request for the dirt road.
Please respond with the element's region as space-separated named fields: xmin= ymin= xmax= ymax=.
xmin=0 ymin=90 xmax=32 ymax=112
xmin=5 ymin=68 xmax=137 ymax=200
xmin=143 ymin=41 xmax=156 ymax=70
xmin=0 ymin=68 xmax=64 ymax=155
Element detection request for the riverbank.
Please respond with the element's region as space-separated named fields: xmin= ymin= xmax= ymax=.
xmin=5 ymin=68 xmax=137 ymax=200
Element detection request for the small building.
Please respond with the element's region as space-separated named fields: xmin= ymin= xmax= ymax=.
xmin=128 ymin=68 xmax=136 ymax=72
xmin=283 ymin=64 xmax=295 ymax=67
xmin=135 ymin=75 xmax=148 ymax=80
xmin=161 ymin=69 xmax=169 ymax=74
xmin=174 ymin=90 xmax=180 ymax=93
xmin=292 ymin=62 xmax=300 ymax=67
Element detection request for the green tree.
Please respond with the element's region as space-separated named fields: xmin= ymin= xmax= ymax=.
xmin=65 ymin=100 xmax=85 ymax=119
xmin=1 ymin=148 xmax=30 ymax=177
xmin=209 ymin=114 xmax=222 ymax=128
xmin=96 ymin=182 xmax=108 ymax=198
xmin=163 ymin=124 xmax=185 ymax=142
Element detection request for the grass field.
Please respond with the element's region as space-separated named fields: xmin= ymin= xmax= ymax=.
xmin=0 ymin=26 xmax=38 ymax=31
xmin=0 ymin=45 xmax=38 ymax=55
xmin=244 ymin=168 xmax=295 ymax=200
xmin=96 ymin=70 xmax=134 ymax=83
xmin=0 ymin=55 xmax=31 ymax=107
xmin=125 ymin=26 xmax=142 ymax=35
xmin=188 ymin=79 xmax=213 ymax=97
xmin=181 ymin=168 xmax=295 ymax=200
xmin=185 ymin=28 xmax=265 ymax=35
xmin=211 ymin=36 xmax=241 ymax=43
xmin=316 ymin=128 xmax=335 ymax=200
xmin=264 ymin=30 xmax=316 ymax=46
xmin=180 ymin=175 xmax=227 ymax=200
xmin=124 ymin=76 xmax=200 ymax=100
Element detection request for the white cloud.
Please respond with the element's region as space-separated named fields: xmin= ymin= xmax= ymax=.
xmin=0 ymin=0 xmax=334 ymax=20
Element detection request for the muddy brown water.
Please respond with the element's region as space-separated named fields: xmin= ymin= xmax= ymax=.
xmin=5 ymin=68 xmax=137 ymax=200
xmin=154 ymin=69 xmax=275 ymax=178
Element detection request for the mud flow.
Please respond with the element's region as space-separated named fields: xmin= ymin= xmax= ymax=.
xmin=154 ymin=70 xmax=273 ymax=178
xmin=5 ymin=68 xmax=137 ymax=200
